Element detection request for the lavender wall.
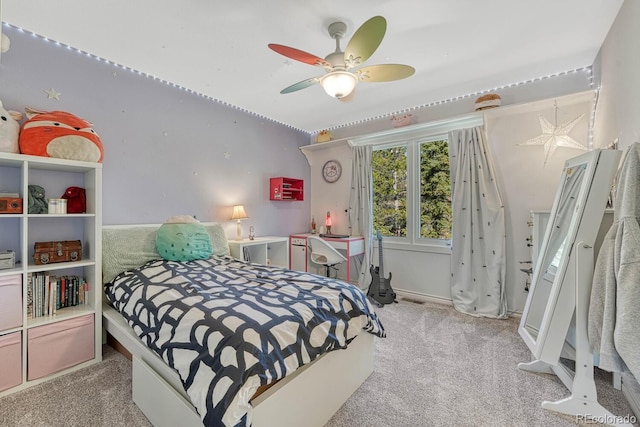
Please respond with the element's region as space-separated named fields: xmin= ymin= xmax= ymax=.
xmin=0 ymin=25 xmax=310 ymax=238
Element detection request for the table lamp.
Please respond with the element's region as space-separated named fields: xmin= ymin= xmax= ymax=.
xmin=231 ymin=205 xmax=249 ymax=241
xmin=325 ymin=211 xmax=332 ymax=235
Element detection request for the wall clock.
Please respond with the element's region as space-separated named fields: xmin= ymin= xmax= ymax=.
xmin=322 ymin=160 xmax=342 ymax=183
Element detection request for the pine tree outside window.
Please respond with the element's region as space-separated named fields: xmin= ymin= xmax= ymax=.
xmin=372 ymin=136 xmax=452 ymax=244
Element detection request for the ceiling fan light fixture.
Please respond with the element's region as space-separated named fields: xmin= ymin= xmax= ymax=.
xmin=269 ymin=16 xmax=413 ymax=99
xmin=320 ymin=71 xmax=357 ymax=99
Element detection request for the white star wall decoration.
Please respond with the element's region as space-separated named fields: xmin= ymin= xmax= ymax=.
xmin=519 ymin=102 xmax=587 ymax=165
xmin=44 ymin=88 xmax=61 ymax=100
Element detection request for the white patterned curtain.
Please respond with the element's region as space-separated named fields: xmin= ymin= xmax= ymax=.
xmin=349 ymin=145 xmax=373 ymax=290
xmin=448 ymin=126 xmax=507 ymax=318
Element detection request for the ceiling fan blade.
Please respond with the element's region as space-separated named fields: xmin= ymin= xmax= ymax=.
xmin=344 ymin=16 xmax=386 ymax=68
xmin=355 ymin=64 xmax=415 ymax=82
xmin=280 ymin=77 xmax=320 ymax=94
xmin=268 ymin=44 xmax=331 ymax=68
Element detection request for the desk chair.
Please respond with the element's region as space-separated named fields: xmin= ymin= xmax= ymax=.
xmin=307 ymin=235 xmax=347 ymax=278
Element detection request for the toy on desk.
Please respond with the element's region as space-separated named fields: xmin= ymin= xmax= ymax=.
xmin=318 ymin=211 xmax=349 ymax=238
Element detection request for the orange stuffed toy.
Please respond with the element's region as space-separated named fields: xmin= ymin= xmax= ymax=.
xmin=19 ymin=108 xmax=104 ymax=163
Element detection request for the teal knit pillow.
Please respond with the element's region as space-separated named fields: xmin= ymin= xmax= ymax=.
xmin=155 ymin=216 xmax=213 ymax=262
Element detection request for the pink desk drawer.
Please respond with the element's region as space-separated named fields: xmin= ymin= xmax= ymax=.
xmin=27 ymin=314 xmax=94 ymax=380
xmin=0 ymin=332 xmax=22 ymax=392
xmin=0 ymin=274 xmax=22 ymax=332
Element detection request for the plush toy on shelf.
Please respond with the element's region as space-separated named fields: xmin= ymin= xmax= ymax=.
xmin=19 ymin=108 xmax=104 ymax=163
xmin=315 ymin=130 xmax=333 ymax=143
xmin=1 ymin=33 xmax=10 ymax=53
xmin=0 ymin=100 xmax=23 ymax=153
xmin=391 ymin=113 xmax=412 ymax=128
xmin=474 ymin=93 xmax=502 ymax=111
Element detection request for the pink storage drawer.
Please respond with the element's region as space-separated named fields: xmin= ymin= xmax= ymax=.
xmin=0 ymin=332 xmax=22 ymax=392
xmin=27 ymin=314 xmax=94 ymax=380
xmin=0 ymin=274 xmax=22 ymax=332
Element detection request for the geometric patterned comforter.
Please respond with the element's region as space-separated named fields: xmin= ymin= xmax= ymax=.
xmin=104 ymin=256 xmax=385 ymax=427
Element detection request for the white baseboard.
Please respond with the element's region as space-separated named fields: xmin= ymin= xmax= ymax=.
xmin=394 ymin=289 xmax=453 ymax=306
xmin=394 ymin=289 xmax=522 ymax=318
xmin=622 ymin=378 xmax=640 ymax=419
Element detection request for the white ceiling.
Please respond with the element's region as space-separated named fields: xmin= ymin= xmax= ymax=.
xmin=2 ymin=0 xmax=623 ymax=134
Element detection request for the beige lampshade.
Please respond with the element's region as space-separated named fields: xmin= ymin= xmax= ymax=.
xmin=231 ymin=205 xmax=248 ymax=220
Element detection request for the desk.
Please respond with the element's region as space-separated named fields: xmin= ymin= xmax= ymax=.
xmin=289 ymin=234 xmax=364 ymax=283
xmin=228 ymin=236 xmax=289 ymax=268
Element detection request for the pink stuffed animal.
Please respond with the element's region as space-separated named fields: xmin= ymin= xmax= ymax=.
xmin=0 ymin=100 xmax=23 ymax=153
xmin=391 ymin=114 xmax=412 ymax=128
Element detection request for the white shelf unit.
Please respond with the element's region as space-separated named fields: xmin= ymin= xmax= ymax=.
xmin=228 ymin=237 xmax=289 ymax=268
xmin=0 ymin=152 xmax=102 ymax=396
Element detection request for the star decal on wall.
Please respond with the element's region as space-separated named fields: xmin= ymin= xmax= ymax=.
xmin=519 ymin=102 xmax=586 ymax=165
xmin=44 ymin=88 xmax=61 ymax=100
xmin=223 ymin=152 xmax=231 ymax=159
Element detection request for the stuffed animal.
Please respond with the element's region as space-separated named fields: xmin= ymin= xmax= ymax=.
xmin=27 ymin=185 xmax=47 ymax=214
xmin=19 ymin=108 xmax=104 ymax=162
xmin=155 ymin=215 xmax=213 ymax=262
xmin=315 ymin=130 xmax=333 ymax=143
xmin=0 ymin=101 xmax=23 ymax=153
xmin=474 ymin=93 xmax=502 ymax=111
xmin=391 ymin=114 xmax=412 ymax=128
xmin=1 ymin=33 xmax=10 ymax=53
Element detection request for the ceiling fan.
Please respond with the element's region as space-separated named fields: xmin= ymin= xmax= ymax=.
xmin=268 ymin=16 xmax=415 ymax=101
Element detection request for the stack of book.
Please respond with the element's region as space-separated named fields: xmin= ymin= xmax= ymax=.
xmin=26 ymin=272 xmax=88 ymax=318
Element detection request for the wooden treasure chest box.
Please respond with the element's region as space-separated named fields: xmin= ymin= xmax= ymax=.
xmin=33 ymin=240 xmax=82 ymax=265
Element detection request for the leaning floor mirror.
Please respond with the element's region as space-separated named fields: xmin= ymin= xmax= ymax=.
xmin=517 ymin=149 xmax=631 ymax=425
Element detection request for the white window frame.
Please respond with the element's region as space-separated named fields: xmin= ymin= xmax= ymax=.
xmin=350 ymin=113 xmax=483 ymax=254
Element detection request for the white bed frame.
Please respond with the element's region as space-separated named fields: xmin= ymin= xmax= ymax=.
xmin=101 ymin=224 xmax=375 ymax=427
xmin=104 ymin=305 xmax=374 ymax=427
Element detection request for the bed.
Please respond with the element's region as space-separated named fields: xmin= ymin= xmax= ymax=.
xmin=101 ymin=222 xmax=385 ymax=427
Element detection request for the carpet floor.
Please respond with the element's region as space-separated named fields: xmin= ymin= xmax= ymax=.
xmin=325 ymin=299 xmax=637 ymax=427
xmin=0 ymin=299 xmax=636 ymax=427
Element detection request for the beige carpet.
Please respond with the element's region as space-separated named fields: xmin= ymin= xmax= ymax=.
xmin=0 ymin=344 xmax=151 ymax=427
xmin=0 ymin=300 xmax=636 ymax=427
xmin=326 ymin=299 xmax=637 ymax=426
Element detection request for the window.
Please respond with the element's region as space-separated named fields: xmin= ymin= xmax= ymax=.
xmin=419 ymin=139 xmax=452 ymax=240
xmin=372 ymin=137 xmax=451 ymax=243
xmin=353 ymin=114 xmax=482 ymax=247
xmin=372 ymin=145 xmax=407 ymax=237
